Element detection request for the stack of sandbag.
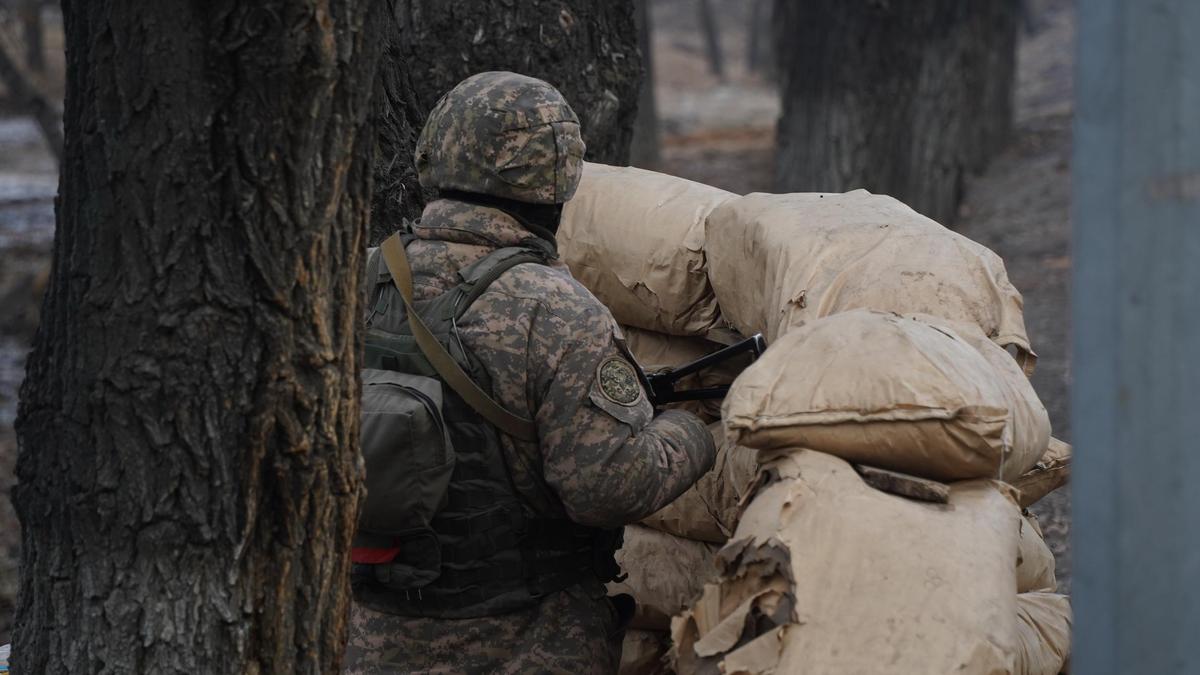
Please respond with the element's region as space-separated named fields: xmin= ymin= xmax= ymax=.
xmin=671 ymin=452 xmax=1073 ymax=675
xmin=608 ymin=423 xmax=758 ymax=674
xmin=670 ymin=311 xmax=1071 ymax=673
xmin=721 ymin=310 xmax=1051 ymax=482
xmin=704 ymin=190 xmax=1037 ymax=373
xmin=559 ymin=162 xmax=735 ymax=336
xmin=673 ymin=450 xmax=1025 ymax=673
xmin=557 ymin=168 xmax=1074 ymax=673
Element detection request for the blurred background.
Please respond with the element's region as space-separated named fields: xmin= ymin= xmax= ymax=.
xmin=0 ymin=0 xmax=1075 ymax=642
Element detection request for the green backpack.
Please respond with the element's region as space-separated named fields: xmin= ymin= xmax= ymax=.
xmin=353 ymin=233 xmax=544 ymax=586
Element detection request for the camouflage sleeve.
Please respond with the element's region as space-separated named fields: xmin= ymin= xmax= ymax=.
xmin=534 ymin=314 xmax=717 ymax=529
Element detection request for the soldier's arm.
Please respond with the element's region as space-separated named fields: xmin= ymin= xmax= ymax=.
xmin=534 ymin=315 xmax=716 ymax=529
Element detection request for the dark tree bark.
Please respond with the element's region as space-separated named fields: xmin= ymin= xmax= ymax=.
xmin=630 ymin=0 xmax=660 ymax=168
xmin=698 ymin=0 xmax=725 ymax=80
xmin=368 ymin=0 xmax=643 ymax=243
xmin=16 ymin=0 xmax=43 ymax=72
xmin=773 ymin=0 xmax=1018 ymax=225
xmin=13 ymin=1 xmax=386 ymax=672
xmin=370 ymin=15 xmax=427 ymax=246
xmin=746 ymin=0 xmax=775 ymax=80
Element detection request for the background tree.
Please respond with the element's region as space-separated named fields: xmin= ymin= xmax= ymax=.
xmin=773 ymin=0 xmax=1019 ymax=224
xmin=630 ymin=0 xmax=660 ymax=169
xmin=370 ymin=0 xmax=643 ymax=242
xmin=12 ymin=0 xmax=387 ymax=671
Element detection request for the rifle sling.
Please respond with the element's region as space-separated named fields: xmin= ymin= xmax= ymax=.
xmin=379 ymin=233 xmax=539 ymax=442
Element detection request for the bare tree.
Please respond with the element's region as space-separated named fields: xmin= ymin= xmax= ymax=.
xmin=13 ymin=1 xmax=387 ymax=671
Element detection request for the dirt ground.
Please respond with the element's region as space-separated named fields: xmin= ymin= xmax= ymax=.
xmin=0 ymin=0 xmax=1077 ymax=643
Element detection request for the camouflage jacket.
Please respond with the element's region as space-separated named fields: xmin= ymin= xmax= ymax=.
xmin=345 ymin=199 xmax=716 ymax=674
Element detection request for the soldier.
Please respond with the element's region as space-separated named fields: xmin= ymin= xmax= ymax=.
xmin=344 ymin=71 xmax=716 ymax=673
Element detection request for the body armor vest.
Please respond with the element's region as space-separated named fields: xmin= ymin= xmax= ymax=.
xmin=352 ymin=237 xmax=623 ymax=619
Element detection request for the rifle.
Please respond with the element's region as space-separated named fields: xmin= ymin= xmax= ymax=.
xmin=636 ymin=333 xmax=767 ymax=407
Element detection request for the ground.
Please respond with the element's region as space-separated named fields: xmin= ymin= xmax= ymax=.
xmin=0 ymin=0 xmax=1076 ymax=642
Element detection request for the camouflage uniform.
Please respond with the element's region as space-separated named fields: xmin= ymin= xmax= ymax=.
xmin=344 ymin=73 xmax=716 ymax=674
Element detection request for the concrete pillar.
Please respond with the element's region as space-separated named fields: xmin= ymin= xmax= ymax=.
xmin=1072 ymin=0 xmax=1200 ymax=672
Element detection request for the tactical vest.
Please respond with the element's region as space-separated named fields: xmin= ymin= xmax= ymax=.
xmin=352 ymin=233 xmax=623 ymax=620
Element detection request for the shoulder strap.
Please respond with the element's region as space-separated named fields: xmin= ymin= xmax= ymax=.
xmin=379 ymin=233 xmax=539 ymax=442
xmin=454 ymin=246 xmax=547 ymax=319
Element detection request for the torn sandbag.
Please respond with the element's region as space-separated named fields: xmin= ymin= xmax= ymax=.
xmin=1013 ymin=437 xmax=1071 ymax=508
xmin=559 ymin=162 xmax=735 ymax=336
xmin=705 ymin=190 xmax=1034 ymax=371
xmin=1014 ymin=593 xmax=1072 ymax=675
xmin=673 ymin=450 xmax=1021 ymax=674
xmin=619 ymin=630 xmax=672 ymax=675
xmin=609 ymin=524 xmax=719 ymax=630
xmin=722 ymin=311 xmax=1050 ymax=481
xmin=642 ymin=422 xmax=758 ymax=544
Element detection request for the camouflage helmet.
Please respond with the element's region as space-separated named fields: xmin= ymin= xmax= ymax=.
xmin=415 ymin=71 xmax=586 ymax=205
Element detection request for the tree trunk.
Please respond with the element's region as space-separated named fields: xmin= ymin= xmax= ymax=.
xmin=773 ymin=0 xmax=1018 ymax=225
xmin=630 ymin=0 xmax=660 ymax=168
xmin=698 ymin=0 xmax=725 ymax=80
xmin=0 ymin=28 xmax=61 ymax=162
xmin=12 ymin=1 xmax=385 ymax=672
xmin=17 ymin=0 xmax=43 ymax=73
xmin=368 ymin=0 xmax=643 ymax=243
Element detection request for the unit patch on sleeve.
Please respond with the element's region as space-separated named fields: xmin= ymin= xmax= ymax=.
xmin=597 ymin=357 xmax=643 ymax=406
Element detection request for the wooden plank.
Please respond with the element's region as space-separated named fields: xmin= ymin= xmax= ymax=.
xmin=854 ymin=464 xmax=950 ymax=504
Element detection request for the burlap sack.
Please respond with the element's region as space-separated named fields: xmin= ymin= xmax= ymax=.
xmin=609 ymin=525 xmax=718 ymax=630
xmin=642 ymin=423 xmax=758 ymax=544
xmin=1013 ymin=437 xmax=1072 ymax=508
xmin=559 ymin=163 xmax=734 ymax=336
xmin=1014 ymin=593 xmax=1072 ymax=675
xmin=705 ymin=190 xmax=1035 ymax=372
xmin=619 ymin=630 xmax=672 ymax=675
xmin=723 ymin=310 xmax=1051 ymax=481
xmin=1018 ymin=514 xmax=1058 ymax=593
xmin=672 ymin=450 xmax=1021 ymax=674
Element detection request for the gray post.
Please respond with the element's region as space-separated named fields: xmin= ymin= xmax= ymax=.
xmin=1072 ymin=1 xmax=1200 ymax=673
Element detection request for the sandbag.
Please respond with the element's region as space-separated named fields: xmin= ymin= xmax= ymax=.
xmin=705 ymin=190 xmax=1034 ymax=371
xmin=619 ymin=630 xmax=672 ymax=675
xmin=609 ymin=525 xmax=718 ymax=630
xmin=1018 ymin=515 xmax=1058 ymax=593
xmin=723 ymin=310 xmax=1051 ymax=481
xmin=1014 ymin=437 xmax=1072 ymax=508
xmin=672 ymin=450 xmax=1022 ymax=674
xmin=559 ymin=163 xmax=735 ymax=335
xmin=1014 ymin=593 xmax=1072 ymax=675
xmin=642 ymin=423 xmax=758 ymax=544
